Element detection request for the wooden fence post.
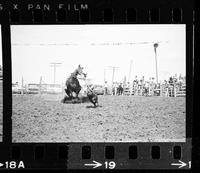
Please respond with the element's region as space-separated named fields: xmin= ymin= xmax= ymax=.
xmin=166 ymin=88 xmax=169 ymax=97
xmin=39 ymin=76 xmax=42 ymax=94
xmin=174 ymin=85 xmax=176 ymax=97
xmin=21 ymin=77 xmax=24 ymax=95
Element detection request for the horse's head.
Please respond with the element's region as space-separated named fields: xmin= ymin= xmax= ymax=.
xmin=77 ymin=65 xmax=87 ymax=78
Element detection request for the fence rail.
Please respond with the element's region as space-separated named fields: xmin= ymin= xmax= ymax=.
xmin=121 ymin=84 xmax=185 ymax=97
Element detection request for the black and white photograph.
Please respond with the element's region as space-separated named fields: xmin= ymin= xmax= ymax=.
xmin=11 ymin=25 xmax=186 ymax=142
xmin=0 ymin=25 xmax=2 ymax=142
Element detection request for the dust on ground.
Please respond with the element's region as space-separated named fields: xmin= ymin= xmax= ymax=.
xmin=12 ymin=94 xmax=185 ymax=142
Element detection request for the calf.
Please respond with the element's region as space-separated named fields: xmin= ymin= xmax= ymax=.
xmin=87 ymin=86 xmax=98 ymax=107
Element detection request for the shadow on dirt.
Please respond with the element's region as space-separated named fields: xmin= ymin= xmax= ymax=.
xmin=61 ymin=95 xmax=91 ymax=104
xmin=86 ymin=105 xmax=102 ymax=108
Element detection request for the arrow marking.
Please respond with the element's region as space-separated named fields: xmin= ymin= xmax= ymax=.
xmin=84 ymin=160 xmax=102 ymax=168
xmin=0 ymin=163 xmax=4 ymax=167
xmin=171 ymin=160 xmax=187 ymax=168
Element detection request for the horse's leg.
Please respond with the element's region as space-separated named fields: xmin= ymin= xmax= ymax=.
xmin=65 ymin=87 xmax=72 ymax=98
xmin=75 ymin=85 xmax=82 ymax=99
xmin=65 ymin=88 xmax=69 ymax=97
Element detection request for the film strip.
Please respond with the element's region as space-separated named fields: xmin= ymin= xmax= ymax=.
xmin=0 ymin=0 xmax=196 ymax=170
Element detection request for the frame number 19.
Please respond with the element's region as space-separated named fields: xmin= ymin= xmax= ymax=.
xmin=105 ymin=161 xmax=116 ymax=169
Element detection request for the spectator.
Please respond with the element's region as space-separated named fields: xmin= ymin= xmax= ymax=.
xmin=134 ymin=76 xmax=138 ymax=84
xmin=169 ymin=76 xmax=173 ymax=85
xmin=104 ymin=81 xmax=108 ymax=95
xmin=144 ymin=81 xmax=149 ymax=96
xmin=118 ymin=83 xmax=123 ymax=95
xmin=114 ymin=82 xmax=118 ymax=95
xmin=112 ymin=82 xmax=118 ymax=95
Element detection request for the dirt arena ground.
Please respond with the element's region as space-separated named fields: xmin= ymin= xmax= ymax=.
xmin=12 ymin=94 xmax=185 ymax=142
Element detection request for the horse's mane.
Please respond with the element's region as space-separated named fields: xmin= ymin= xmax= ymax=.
xmin=70 ymin=69 xmax=79 ymax=78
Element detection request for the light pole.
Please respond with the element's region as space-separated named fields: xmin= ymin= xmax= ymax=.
xmin=128 ymin=60 xmax=133 ymax=83
xmin=50 ymin=62 xmax=62 ymax=84
xmin=104 ymin=68 xmax=106 ymax=83
xmin=154 ymin=43 xmax=159 ymax=84
xmin=107 ymin=66 xmax=119 ymax=85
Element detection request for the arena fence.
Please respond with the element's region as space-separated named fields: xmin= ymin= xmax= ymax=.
xmin=122 ymin=84 xmax=185 ymax=97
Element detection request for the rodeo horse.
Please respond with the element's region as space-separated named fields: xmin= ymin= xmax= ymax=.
xmin=65 ymin=65 xmax=87 ymax=100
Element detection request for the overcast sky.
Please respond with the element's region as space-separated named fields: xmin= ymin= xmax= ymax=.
xmin=11 ymin=25 xmax=185 ymax=86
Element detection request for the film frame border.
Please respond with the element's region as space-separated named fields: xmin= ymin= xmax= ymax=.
xmin=0 ymin=0 xmax=195 ymax=170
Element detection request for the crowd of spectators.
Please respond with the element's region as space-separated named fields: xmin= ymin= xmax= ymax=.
xmin=104 ymin=74 xmax=186 ymax=96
